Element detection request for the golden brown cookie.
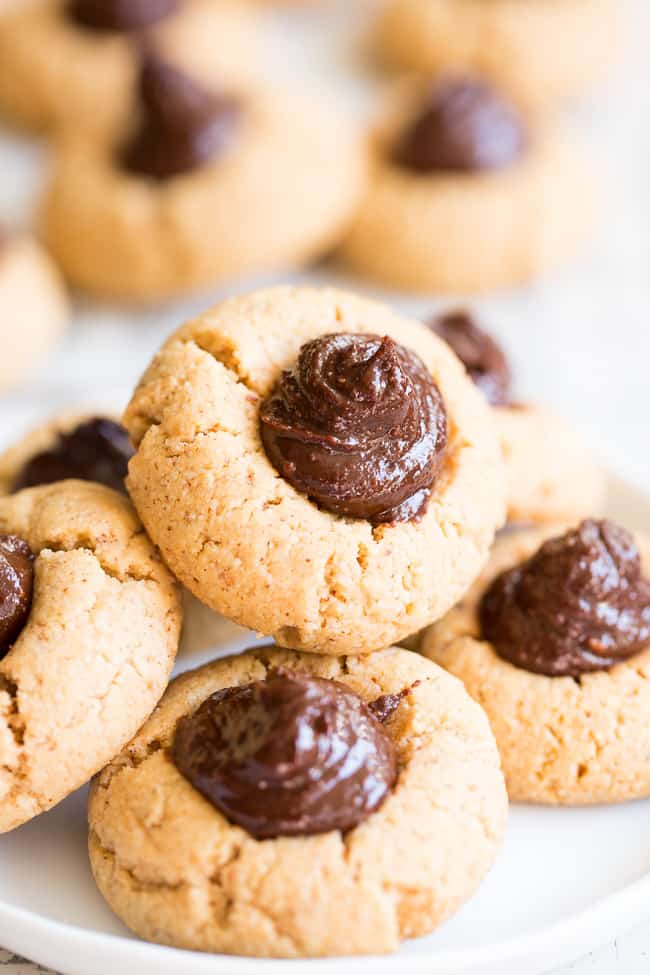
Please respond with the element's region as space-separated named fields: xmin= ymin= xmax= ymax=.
xmin=123 ymin=286 xmax=505 ymax=655
xmin=41 ymin=64 xmax=366 ymax=302
xmin=0 ymin=0 xmax=259 ymax=135
xmin=0 ymin=480 xmax=182 ymax=832
xmin=495 ymin=405 xmax=606 ymax=524
xmin=0 ymin=235 xmax=68 ymax=394
xmin=88 ymin=645 xmax=507 ymax=957
xmin=373 ymin=0 xmax=624 ymax=109
xmin=422 ymin=524 xmax=650 ymax=804
xmin=338 ymin=77 xmax=597 ymax=293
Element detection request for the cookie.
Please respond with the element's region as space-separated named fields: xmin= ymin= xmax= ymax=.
xmin=495 ymin=405 xmax=605 ymax=524
xmin=122 ymin=285 xmax=505 ymax=655
xmin=0 ymin=234 xmax=68 ymax=395
xmin=427 ymin=309 xmax=606 ymax=523
xmin=0 ymin=0 xmax=259 ymax=136
xmin=373 ymin=0 xmax=623 ymax=109
xmin=422 ymin=521 xmax=650 ymax=804
xmin=0 ymin=480 xmax=182 ymax=832
xmin=0 ymin=411 xmax=133 ymax=496
xmin=88 ymin=645 xmax=507 ymax=957
xmin=41 ymin=56 xmax=366 ymax=302
xmin=338 ymin=76 xmax=596 ymax=293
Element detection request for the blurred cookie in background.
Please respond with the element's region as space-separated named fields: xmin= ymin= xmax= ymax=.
xmin=372 ymin=0 xmax=625 ymax=109
xmin=428 ymin=309 xmax=606 ymax=524
xmin=338 ymin=76 xmax=598 ymax=293
xmin=0 ymin=231 xmax=68 ymax=395
xmin=40 ymin=53 xmax=367 ymax=303
xmin=0 ymin=0 xmax=260 ymax=136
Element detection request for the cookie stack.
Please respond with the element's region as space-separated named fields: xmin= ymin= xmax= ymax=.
xmin=90 ymin=285 xmax=512 ymax=955
xmin=0 ymin=286 xmax=510 ymax=956
xmin=1 ymin=284 xmax=649 ymax=959
xmin=0 ymin=0 xmax=642 ymax=965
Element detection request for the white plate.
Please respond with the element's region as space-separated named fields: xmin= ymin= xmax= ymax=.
xmin=0 ymin=476 xmax=649 ymax=975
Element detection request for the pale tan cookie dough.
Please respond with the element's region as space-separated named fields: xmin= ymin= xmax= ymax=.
xmin=421 ymin=528 xmax=650 ymax=805
xmin=495 ymin=405 xmax=606 ymax=525
xmin=123 ymin=286 xmax=505 ymax=654
xmin=41 ymin=90 xmax=366 ymax=303
xmin=88 ymin=645 xmax=507 ymax=957
xmin=373 ymin=0 xmax=624 ymax=109
xmin=338 ymin=81 xmax=597 ymax=293
xmin=0 ymin=480 xmax=182 ymax=832
xmin=0 ymin=236 xmax=68 ymax=395
xmin=0 ymin=0 xmax=259 ymax=136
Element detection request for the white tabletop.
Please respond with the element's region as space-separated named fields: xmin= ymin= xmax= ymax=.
xmin=0 ymin=1 xmax=649 ymax=972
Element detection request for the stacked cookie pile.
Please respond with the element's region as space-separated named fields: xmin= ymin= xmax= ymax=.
xmin=0 ymin=0 xmax=644 ymax=964
xmin=2 ymin=282 xmax=649 ymax=960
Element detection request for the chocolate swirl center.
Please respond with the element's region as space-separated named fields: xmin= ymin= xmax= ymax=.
xmin=393 ymin=78 xmax=527 ymax=174
xmin=0 ymin=535 xmax=35 ymax=659
xmin=68 ymin=0 xmax=178 ymax=32
xmin=480 ymin=520 xmax=650 ymax=677
xmin=12 ymin=418 xmax=134 ymax=495
xmin=428 ymin=309 xmax=511 ymax=407
xmin=172 ymin=670 xmax=398 ymax=838
xmin=122 ymin=54 xmax=241 ymax=180
xmin=259 ymin=333 xmax=448 ymax=524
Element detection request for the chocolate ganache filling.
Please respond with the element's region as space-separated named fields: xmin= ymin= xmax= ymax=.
xmin=259 ymin=333 xmax=448 ymax=524
xmin=393 ymin=78 xmax=527 ymax=173
xmin=172 ymin=670 xmax=398 ymax=839
xmin=428 ymin=309 xmax=511 ymax=407
xmin=68 ymin=0 xmax=178 ymax=32
xmin=480 ymin=519 xmax=650 ymax=677
xmin=0 ymin=535 xmax=35 ymax=659
xmin=12 ymin=418 xmax=134 ymax=495
xmin=122 ymin=54 xmax=241 ymax=180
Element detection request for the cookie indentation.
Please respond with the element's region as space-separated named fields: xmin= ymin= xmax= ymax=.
xmin=0 ymin=535 xmax=34 ymax=659
xmin=428 ymin=309 xmax=511 ymax=407
xmin=480 ymin=519 xmax=650 ymax=676
xmin=172 ymin=668 xmax=397 ymax=838
xmin=122 ymin=54 xmax=241 ymax=181
xmin=392 ymin=77 xmax=527 ymax=174
xmin=259 ymin=332 xmax=448 ymax=524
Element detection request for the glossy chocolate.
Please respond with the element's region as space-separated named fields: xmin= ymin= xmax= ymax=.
xmin=0 ymin=535 xmax=35 ymax=659
xmin=368 ymin=687 xmax=412 ymax=723
xmin=480 ymin=520 xmax=650 ymax=676
xmin=259 ymin=333 xmax=448 ymax=525
xmin=172 ymin=670 xmax=397 ymax=839
xmin=68 ymin=0 xmax=178 ymax=32
xmin=393 ymin=78 xmax=527 ymax=174
xmin=12 ymin=418 xmax=134 ymax=494
xmin=428 ymin=309 xmax=511 ymax=407
xmin=122 ymin=54 xmax=241 ymax=180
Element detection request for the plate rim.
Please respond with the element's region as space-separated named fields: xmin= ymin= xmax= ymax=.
xmin=2 ymin=867 xmax=650 ymax=974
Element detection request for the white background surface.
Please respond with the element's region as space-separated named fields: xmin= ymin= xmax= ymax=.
xmin=0 ymin=1 xmax=649 ymax=972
